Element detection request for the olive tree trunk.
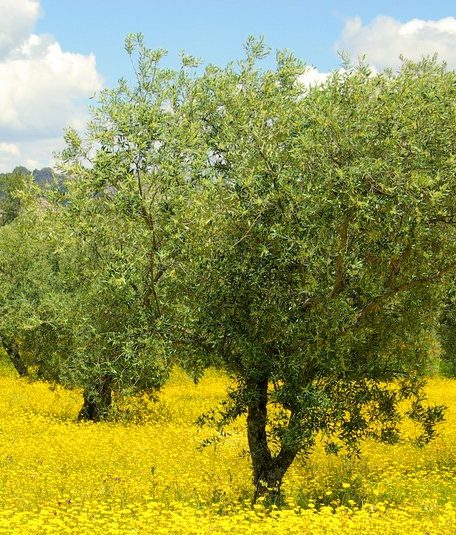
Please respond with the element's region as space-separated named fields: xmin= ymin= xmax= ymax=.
xmin=247 ymin=376 xmax=299 ymax=504
xmin=78 ymin=375 xmax=113 ymax=422
xmin=2 ymin=339 xmax=28 ymax=377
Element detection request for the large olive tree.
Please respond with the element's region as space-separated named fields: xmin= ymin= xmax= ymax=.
xmin=173 ymin=42 xmax=456 ymax=501
xmin=6 ymin=35 xmax=455 ymax=498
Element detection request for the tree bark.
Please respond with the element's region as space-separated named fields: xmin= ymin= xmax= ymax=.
xmin=247 ymin=375 xmax=299 ymax=505
xmin=2 ymin=340 xmax=28 ymax=377
xmin=78 ymin=375 xmax=113 ymax=422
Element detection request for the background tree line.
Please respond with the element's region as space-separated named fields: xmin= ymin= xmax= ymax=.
xmin=2 ymin=35 xmax=456 ymax=502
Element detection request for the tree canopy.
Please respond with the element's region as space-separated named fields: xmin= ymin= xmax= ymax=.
xmin=2 ymin=35 xmax=456 ymax=502
xmin=171 ymin=42 xmax=456 ymax=500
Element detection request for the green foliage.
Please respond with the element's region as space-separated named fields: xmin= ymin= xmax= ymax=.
xmin=0 ymin=207 xmax=72 ymax=379
xmin=49 ymin=33 xmax=202 ymax=416
xmin=0 ymin=34 xmax=200 ymax=416
xmin=170 ymin=45 xmax=456 ymax=498
xmin=0 ymin=169 xmax=30 ymax=225
xmin=2 ymin=36 xmax=456 ymax=501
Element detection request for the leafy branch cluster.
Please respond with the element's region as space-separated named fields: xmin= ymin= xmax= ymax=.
xmin=2 ymin=35 xmax=456 ymax=502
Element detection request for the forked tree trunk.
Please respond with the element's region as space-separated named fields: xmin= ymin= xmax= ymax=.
xmin=78 ymin=375 xmax=113 ymax=422
xmin=247 ymin=375 xmax=298 ymax=505
xmin=2 ymin=340 xmax=28 ymax=377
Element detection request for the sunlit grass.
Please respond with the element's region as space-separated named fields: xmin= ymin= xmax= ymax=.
xmin=0 ymin=363 xmax=455 ymax=534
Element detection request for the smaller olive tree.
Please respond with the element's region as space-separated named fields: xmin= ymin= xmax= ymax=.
xmin=53 ymin=33 xmax=202 ymax=420
xmin=0 ymin=169 xmax=72 ymax=379
xmin=0 ymin=34 xmax=203 ymax=421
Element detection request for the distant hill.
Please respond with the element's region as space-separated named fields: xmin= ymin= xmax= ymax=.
xmin=32 ymin=167 xmax=56 ymax=186
xmin=12 ymin=166 xmax=64 ymax=188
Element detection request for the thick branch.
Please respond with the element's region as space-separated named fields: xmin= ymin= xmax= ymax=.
xmin=252 ymin=133 xmax=286 ymax=214
xmin=429 ymin=216 xmax=456 ymax=226
xmin=330 ymin=213 xmax=351 ymax=297
xmin=273 ymin=409 xmax=301 ymax=470
xmin=233 ymin=211 xmax=263 ymax=247
xmin=353 ymin=260 xmax=456 ymax=328
xmin=385 ymin=244 xmax=412 ymax=289
xmin=136 ymin=190 xmax=162 ymax=318
xmin=1 ymin=338 xmax=28 ymax=377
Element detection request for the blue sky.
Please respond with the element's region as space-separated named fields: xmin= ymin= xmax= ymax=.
xmin=36 ymin=0 xmax=456 ymax=85
xmin=1 ymin=0 xmax=456 ymax=171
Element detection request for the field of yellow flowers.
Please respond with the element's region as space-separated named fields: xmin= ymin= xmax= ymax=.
xmin=0 ymin=361 xmax=455 ymax=534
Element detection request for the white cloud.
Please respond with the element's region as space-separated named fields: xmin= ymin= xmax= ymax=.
xmin=0 ymin=35 xmax=102 ymax=137
xmin=298 ymin=67 xmax=330 ymax=87
xmin=0 ymin=142 xmax=20 ymax=156
xmin=334 ymin=16 xmax=456 ymax=70
xmin=0 ymin=0 xmax=102 ymax=172
xmin=0 ymin=0 xmax=39 ymax=59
